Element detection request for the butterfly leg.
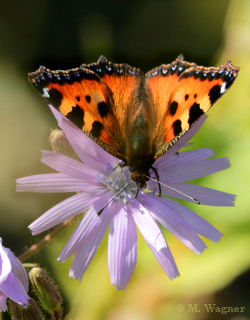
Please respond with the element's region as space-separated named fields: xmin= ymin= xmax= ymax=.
xmin=135 ymin=187 xmax=140 ymax=199
xmin=114 ymin=162 xmax=127 ymax=171
xmin=150 ymin=166 xmax=162 ymax=197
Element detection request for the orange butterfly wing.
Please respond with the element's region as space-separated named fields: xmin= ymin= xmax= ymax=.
xmin=82 ymin=57 xmax=143 ymax=130
xmin=145 ymin=57 xmax=240 ymax=159
xmin=28 ymin=56 xmax=142 ymax=160
xmin=145 ymin=55 xmax=196 ymax=127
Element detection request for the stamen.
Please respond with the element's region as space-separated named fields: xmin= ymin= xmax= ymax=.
xmin=149 ymin=187 xmax=157 ymax=196
xmin=120 ymin=165 xmax=130 ymax=182
xmin=96 ymin=172 xmax=101 ymax=181
xmin=111 ymin=176 xmax=120 ymax=188
xmin=96 ymin=172 xmax=111 ymax=185
xmin=107 ymin=163 xmax=114 ymax=175
xmin=97 ymin=180 xmax=134 ymax=216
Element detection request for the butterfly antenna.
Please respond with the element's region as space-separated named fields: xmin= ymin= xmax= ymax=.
xmin=97 ymin=180 xmax=134 ymax=216
xmin=145 ymin=176 xmax=201 ymax=205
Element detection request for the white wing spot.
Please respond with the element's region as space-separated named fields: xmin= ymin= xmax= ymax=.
xmin=220 ymin=82 xmax=227 ymax=94
xmin=42 ymin=87 xmax=50 ymax=98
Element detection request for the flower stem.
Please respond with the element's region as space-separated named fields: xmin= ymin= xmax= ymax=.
xmin=18 ymin=217 xmax=76 ymax=262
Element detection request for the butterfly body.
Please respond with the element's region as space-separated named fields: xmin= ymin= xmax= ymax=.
xmin=122 ymin=98 xmax=155 ymax=187
xmin=28 ymin=55 xmax=239 ymax=194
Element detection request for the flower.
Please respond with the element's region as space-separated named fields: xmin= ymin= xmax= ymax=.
xmin=16 ymin=106 xmax=235 ymax=290
xmin=0 ymin=238 xmax=30 ymax=311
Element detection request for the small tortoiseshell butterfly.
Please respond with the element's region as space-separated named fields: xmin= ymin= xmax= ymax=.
xmin=28 ymin=55 xmax=239 ymax=196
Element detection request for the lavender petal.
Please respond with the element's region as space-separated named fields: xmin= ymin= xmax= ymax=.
xmin=58 ymin=192 xmax=111 ymax=261
xmin=67 ymin=202 xmax=116 ymax=281
xmin=143 ymin=196 xmax=207 ymax=254
xmin=16 ymin=173 xmax=99 ymax=193
xmin=41 ymin=151 xmax=97 ymax=179
xmin=158 ymin=197 xmax=223 ymax=242
xmin=159 ymin=157 xmax=231 ymax=183
xmin=160 ymin=182 xmax=236 ymax=206
xmin=131 ymin=202 xmax=167 ymax=252
xmin=108 ymin=207 xmax=128 ymax=288
xmin=119 ymin=205 xmax=137 ymax=290
xmin=29 ymin=192 xmax=101 ymax=234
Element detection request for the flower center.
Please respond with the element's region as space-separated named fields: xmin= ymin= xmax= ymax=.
xmin=98 ymin=162 xmax=138 ymax=202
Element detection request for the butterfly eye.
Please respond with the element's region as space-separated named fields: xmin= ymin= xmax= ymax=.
xmin=131 ymin=172 xmax=138 ymax=182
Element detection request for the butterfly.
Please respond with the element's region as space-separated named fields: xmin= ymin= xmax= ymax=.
xmin=28 ymin=55 xmax=239 ymax=197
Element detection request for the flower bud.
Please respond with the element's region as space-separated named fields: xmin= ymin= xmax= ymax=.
xmin=50 ymin=129 xmax=78 ymax=159
xmin=29 ymin=268 xmax=62 ymax=316
xmin=9 ymin=298 xmax=44 ymax=320
xmin=8 ymin=299 xmax=22 ymax=320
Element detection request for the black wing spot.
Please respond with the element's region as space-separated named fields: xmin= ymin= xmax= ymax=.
xmin=172 ymin=119 xmax=182 ymax=136
xmin=85 ymin=95 xmax=91 ymax=103
xmin=98 ymin=101 xmax=109 ymax=118
xmin=184 ymin=94 xmax=189 ymax=101
xmin=75 ymin=96 xmax=80 ymax=102
xmin=48 ymin=88 xmax=63 ymax=109
xmin=209 ymin=84 xmax=221 ymax=105
xmin=194 ymin=93 xmax=197 ymax=99
xmin=188 ymin=102 xmax=204 ymax=126
xmin=67 ymin=104 xmax=85 ymax=128
xmin=90 ymin=121 xmax=103 ymax=138
xmin=169 ymin=101 xmax=178 ymax=116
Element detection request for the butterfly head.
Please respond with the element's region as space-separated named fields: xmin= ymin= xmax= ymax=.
xmin=129 ymin=164 xmax=161 ymax=198
xmin=122 ymin=128 xmax=156 ymax=195
xmin=125 ymin=150 xmax=156 ymax=196
xmin=125 ymin=142 xmax=153 ymax=186
xmin=130 ymin=171 xmax=149 ymax=189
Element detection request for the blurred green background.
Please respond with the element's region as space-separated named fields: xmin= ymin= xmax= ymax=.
xmin=1 ymin=0 xmax=250 ymax=319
